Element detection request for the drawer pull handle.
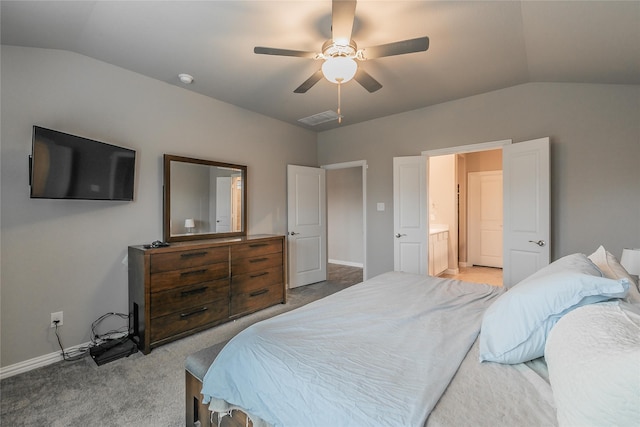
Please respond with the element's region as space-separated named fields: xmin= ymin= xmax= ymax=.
xmin=250 ymin=272 xmax=268 ymax=278
xmin=180 ymin=307 xmax=208 ymax=319
xmin=250 ymin=289 xmax=269 ymax=297
xmin=250 ymin=258 xmax=268 ymax=263
xmin=249 ymin=243 xmax=268 ymax=248
xmin=181 ymin=251 xmax=207 ymax=258
xmin=181 ymin=269 xmax=207 ymax=277
xmin=181 ymin=286 xmax=208 ymax=297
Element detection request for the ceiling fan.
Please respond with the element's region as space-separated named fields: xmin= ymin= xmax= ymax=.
xmin=254 ymin=0 xmax=429 ymax=94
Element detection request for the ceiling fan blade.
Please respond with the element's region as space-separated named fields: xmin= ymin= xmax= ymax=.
xmin=254 ymin=46 xmax=317 ymax=59
xmin=354 ymin=68 xmax=382 ymax=93
xmin=331 ymin=0 xmax=357 ymax=43
xmin=294 ymin=70 xmax=324 ymax=93
xmin=362 ymin=36 xmax=429 ymax=59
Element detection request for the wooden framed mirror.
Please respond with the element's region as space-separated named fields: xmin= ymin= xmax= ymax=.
xmin=163 ymin=154 xmax=247 ymax=242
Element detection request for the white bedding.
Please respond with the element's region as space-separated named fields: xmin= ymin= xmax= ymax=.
xmin=201 ymin=271 xmax=503 ymax=427
xmin=427 ymin=339 xmax=558 ymax=427
xmin=545 ymin=301 xmax=640 ymax=427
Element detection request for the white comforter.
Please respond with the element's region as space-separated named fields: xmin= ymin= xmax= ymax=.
xmin=201 ymin=271 xmax=503 ymax=427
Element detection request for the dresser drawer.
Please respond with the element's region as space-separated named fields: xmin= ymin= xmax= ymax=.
xmin=232 ymin=252 xmax=283 ymax=275
xmin=151 ymin=279 xmax=230 ymax=318
xmin=231 ymin=283 xmax=284 ymax=317
xmin=150 ymin=247 xmax=229 ymax=274
xmin=231 ymin=239 xmax=282 ymax=259
xmin=232 ymin=266 xmax=282 ymax=294
xmin=150 ymin=301 xmax=229 ymax=343
xmin=151 ymin=263 xmax=229 ymax=293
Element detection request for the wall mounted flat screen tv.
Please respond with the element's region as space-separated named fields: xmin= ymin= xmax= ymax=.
xmin=30 ymin=126 xmax=136 ymax=201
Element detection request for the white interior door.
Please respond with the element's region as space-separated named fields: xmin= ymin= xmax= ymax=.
xmin=503 ymin=137 xmax=550 ymax=287
xmin=287 ymin=165 xmax=327 ymax=288
xmin=468 ymin=171 xmax=503 ymax=268
xmin=393 ymin=156 xmax=428 ymax=275
xmin=215 ymin=177 xmax=231 ymax=232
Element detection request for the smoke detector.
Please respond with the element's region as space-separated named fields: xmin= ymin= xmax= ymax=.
xmin=178 ymin=73 xmax=194 ymax=84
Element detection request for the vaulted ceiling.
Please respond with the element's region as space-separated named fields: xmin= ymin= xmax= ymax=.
xmin=2 ymin=1 xmax=639 ymax=131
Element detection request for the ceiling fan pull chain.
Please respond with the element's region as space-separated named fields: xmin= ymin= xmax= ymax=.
xmin=337 ymin=78 xmax=343 ymax=124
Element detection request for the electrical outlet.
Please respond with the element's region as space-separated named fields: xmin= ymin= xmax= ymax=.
xmin=50 ymin=311 xmax=63 ymax=328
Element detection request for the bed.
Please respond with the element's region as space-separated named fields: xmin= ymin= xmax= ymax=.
xmin=193 ymin=247 xmax=639 ymax=427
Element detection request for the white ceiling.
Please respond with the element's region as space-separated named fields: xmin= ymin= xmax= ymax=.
xmin=2 ymin=1 xmax=639 ymax=131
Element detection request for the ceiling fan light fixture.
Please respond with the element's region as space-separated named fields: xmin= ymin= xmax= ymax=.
xmin=321 ymin=56 xmax=357 ymax=84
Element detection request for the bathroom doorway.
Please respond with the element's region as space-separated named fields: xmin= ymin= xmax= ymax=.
xmin=426 ymin=143 xmax=505 ymax=286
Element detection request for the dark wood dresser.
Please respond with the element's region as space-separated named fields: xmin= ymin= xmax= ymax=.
xmin=128 ymin=235 xmax=286 ymax=354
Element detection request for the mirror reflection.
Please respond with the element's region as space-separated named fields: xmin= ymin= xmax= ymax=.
xmin=164 ymin=155 xmax=247 ymax=242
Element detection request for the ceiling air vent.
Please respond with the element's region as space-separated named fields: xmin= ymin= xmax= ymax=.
xmin=298 ymin=110 xmax=342 ymax=126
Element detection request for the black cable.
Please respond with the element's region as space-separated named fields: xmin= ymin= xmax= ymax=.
xmin=53 ymin=312 xmax=131 ymax=362
xmin=54 ymin=322 xmax=89 ymax=361
xmin=90 ymin=312 xmax=130 ymax=345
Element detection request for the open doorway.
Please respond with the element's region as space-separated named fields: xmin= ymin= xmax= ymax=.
xmin=324 ymin=161 xmax=367 ymax=283
xmin=425 ymin=141 xmax=509 ymax=286
xmin=392 ymin=138 xmax=548 ymax=287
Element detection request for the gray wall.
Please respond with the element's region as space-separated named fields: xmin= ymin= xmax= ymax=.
xmin=0 ymin=46 xmax=317 ymax=368
xmin=318 ymin=82 xmax=640 ymax=278
xmin=327 ymin=167 xmax=363 ymax=266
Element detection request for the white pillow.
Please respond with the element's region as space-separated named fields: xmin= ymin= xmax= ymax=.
xmin=545 ymin=301 xmax=640 ymax=427
xmin=479 ymin=253 xmax=629 ymax=364
xmin=588 ymin=245 xmax=640 ymax=304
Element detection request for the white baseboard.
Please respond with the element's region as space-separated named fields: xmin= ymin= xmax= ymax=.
xmin=445 ymin=267 xmax=460 ymax=275
xmin=328 ymin=259 xmax=364 ymax=268
xmin=459 ymin=262 xmax=473 ymax=268
xmin=0 ymin=341 xmax=91 ymax=380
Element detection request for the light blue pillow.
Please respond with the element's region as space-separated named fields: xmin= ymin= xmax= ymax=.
xmin=479 ymin=253 xmax=629 ymax=364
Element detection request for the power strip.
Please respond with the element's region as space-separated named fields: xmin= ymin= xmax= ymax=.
xmin=89 ymin=337 xmax=138 ymax=366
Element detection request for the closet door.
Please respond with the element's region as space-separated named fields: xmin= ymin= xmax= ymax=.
xmin=468 ymin=171 xmax=503 ymax=268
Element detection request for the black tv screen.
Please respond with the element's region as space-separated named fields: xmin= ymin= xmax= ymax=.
xmin=30 ymin=126 xmax=136 ymax=201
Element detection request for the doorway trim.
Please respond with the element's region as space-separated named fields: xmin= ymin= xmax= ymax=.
xmin=422 ymin=140 xmax=512 ymax=157
xmin=322 ymin=160 xmax=368 ymax=280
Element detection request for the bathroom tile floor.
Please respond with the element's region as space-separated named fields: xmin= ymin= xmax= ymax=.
xmin=441 ymin=266 xmax=503 ymax=287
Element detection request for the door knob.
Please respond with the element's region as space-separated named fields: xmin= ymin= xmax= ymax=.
xmin=528 ymin=240 xmax=546 ymax=247
xmin=395 ymin=233 xmax=407 ymax=238
xmin=289 ymin=231 xmax=299 ymax=236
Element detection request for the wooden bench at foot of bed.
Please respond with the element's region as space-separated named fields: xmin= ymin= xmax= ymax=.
xmin=185 ymin=341 xmax=254 ymax=427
